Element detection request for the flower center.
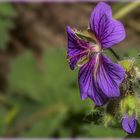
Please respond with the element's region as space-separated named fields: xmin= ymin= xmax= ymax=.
xmin=89 ymin=43 xmax=102 ymax=54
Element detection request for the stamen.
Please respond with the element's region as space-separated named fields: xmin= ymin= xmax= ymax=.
xmin=94 ymin=53 xmax=100 ymax=80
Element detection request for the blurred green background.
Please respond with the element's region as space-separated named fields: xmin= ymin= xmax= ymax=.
xmin=0 ymin=2 xmax=139 ymax=138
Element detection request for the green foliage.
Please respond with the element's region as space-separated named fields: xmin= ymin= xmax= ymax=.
xmin=81 ymin=124 xmax=126 ymax=137
xmin=6 ymin=48 xmax=91 ymax=136
xmin=0 ymin=2 xmax=139 ymax=138
xmin=0 ymin=107 xmax=8 ymax=135
xmin=0 ymin=4 xmax=17 ymax=17
xmin=0 ymin=4 xmax=17 ymax=49
xmin=5 ymin=48 xmax=127 ymax=137
xmin=21 ymin=104 xmax=68 ymax=137
xmin=9 ymin=52 xmax=48 ymax=101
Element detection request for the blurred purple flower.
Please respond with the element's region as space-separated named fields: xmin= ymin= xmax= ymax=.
xmin=122 ymin=114 xmax=137 ymax=134
xmin=66 ymin=2 xmax=125 ymax=106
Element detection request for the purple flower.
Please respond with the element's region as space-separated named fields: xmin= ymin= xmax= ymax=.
xmin=122 ymin=114 xmax=137 ymax=134
xmin=66 ymin=2 xmax=125 ymax=106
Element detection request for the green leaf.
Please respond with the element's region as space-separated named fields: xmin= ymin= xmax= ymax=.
xmin=8 ymin=51 xmax=47 ymax=101
xmin=0 ymin=4 xmax=17 ymax=17
xmin=20 ymin=104 xmax=68 ymax=137
xmin=82 ymin=124 xmax=126 ymax=137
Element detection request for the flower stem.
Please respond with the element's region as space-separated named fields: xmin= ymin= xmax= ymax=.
xmin=114 ymin=3 xmax=140 ymax=20
xmin=109 ymin=48 xmax=120 ymax=61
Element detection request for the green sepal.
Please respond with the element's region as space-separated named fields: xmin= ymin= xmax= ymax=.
xmin=120 ymin=95 xmax=136 ymax=116
xmin=119 ymin=59 xmax=135 ymax=72
xmin=75 ymin=30 xmax=96 ymax=43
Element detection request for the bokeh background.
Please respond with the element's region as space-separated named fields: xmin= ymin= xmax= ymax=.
xmin=0 ymin=2 xmax=139 ymax=138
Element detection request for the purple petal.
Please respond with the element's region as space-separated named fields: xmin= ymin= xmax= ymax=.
xmin=95 ymin=53 xmax=125 ymax=98
xmin=66 ymin=26 xmax=90 ymax=70
xmin=122 ymin=114 xmax=137 ymax=134
xmin=78 ymin=55 xmax=108 ymax=106
xmin=90 ymin=2 xmax=125 ymax=49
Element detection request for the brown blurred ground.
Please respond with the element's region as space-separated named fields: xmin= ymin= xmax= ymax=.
xmin=8 ymin=3 xmax=140 ymax=51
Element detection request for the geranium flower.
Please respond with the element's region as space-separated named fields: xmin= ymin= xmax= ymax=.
xmin=66 ymin=2 xmax=125 ymax=106
xmin=122 ymin=114 xmax=137 ymax=134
